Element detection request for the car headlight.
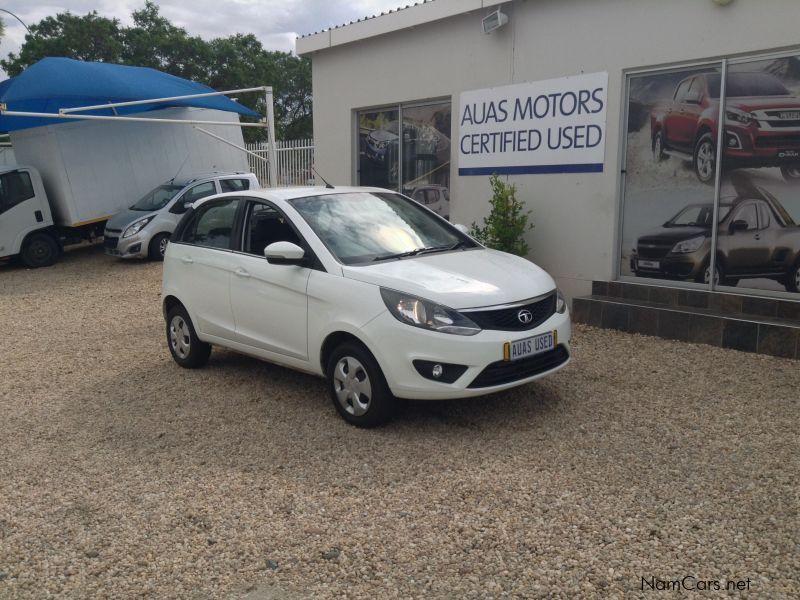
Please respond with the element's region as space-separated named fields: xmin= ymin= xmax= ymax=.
xmin=380 ymin=288 xmax=481 ymax=336
xmin=122 ymin=216 xmax=155 ymax=238
xmin=671 ymin=235 xmax=705 ymax=254
xmin=725 ymin=108 xmax=756 ymax=126
xmin=556 ymin=289 xmax=567 ymax=314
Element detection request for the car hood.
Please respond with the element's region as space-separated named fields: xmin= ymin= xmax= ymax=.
xmin=728 ymin=96 xmax=800 ymax=112
xmin=106 ymin=209 xmax=155 ymax=231
xmin=369 ymin=130 xmax=398 ymax=143
xmin=638 ymin=226 xmax=709 ymax=245
xmin=342 ymin=249 xmax=555 ymax=309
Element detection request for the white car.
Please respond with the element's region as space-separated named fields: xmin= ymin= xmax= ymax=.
xmin=104 ymin=172 xmax=259 ymax=260
xmin=161 ymin=187 xmax=571 ymax=426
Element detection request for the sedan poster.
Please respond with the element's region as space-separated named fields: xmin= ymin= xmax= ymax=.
xmin=457 ymin=71 xmax=608 ymax=176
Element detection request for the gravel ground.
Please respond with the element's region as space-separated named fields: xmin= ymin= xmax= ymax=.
xmin=0 ymin=245 xmax=798 ymax=599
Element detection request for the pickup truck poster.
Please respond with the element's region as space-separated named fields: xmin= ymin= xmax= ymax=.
xmin=457 ymin=71 xmax=608 ymax=176
xmin=621 ymin=55 xmax=800 ymax=295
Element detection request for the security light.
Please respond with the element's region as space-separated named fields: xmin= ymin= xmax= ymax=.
xmin=482 ymin=9 xmax=509 ymax=34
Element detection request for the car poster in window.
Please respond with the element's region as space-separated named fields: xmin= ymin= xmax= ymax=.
xmin=358 ymin=108 xmax=400 ymax=191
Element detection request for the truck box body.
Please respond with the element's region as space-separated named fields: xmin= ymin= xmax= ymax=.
xmin=9 ymin=107 xmax=249 ymax=227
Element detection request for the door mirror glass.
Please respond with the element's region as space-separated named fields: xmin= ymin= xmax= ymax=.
xmin=684 ymin=90 xmax=701 ymax=104
xmin=264 ymin=241 xmax=306 ymax=265
xmin=730 ymin=219 xmax=750 ymax=232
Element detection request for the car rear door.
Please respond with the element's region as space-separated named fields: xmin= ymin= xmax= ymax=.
xmin=228 ymin=199 xmax=311 ymax=360
xmin=166 ymin=197 xmax=242 ymax=340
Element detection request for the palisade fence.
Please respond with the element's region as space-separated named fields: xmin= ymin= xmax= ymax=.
xmin=245 ymin=139 xmax=315 ymax=187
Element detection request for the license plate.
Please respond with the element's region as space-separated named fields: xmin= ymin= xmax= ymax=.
xmin=504 ymin=330 xmax=556 ymax=362
xmin=778 ymin=149 xmax=800 ymax=159
xmin=638 ymin=259 xmax=660 ymax=269
xmin=779 ymin=112 xmax=800 ymax=120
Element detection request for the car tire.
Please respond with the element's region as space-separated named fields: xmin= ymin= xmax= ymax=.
xmin=785 ymin=261 xmax=800 ymax=293
xmin=780 ymin=164 xmax=800 ymax=182
xmin=703 ymin=260 xmax=723 ymax=286
xmin=693 ymin=133 xmax=716 ymax=185
xmin=166 ymin=305 xmax=211 ymax=368
xmin=149 ymin=233 xmax=170 ymax=261
xmin=653 ymin=131 xmax=667 ymax=162
xmin=20 ymin=232 xmax=59 ymax=268
xmin=326 ymin=341 xmax=396 ymax=428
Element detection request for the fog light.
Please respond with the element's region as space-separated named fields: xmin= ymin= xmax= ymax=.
xmin=412 ymin=360 xmax=468 ymax=384
xmin=128 ymin=243 xmax=141 ymax=254
xmin=432 ymin=364 xmax=443 ymax=378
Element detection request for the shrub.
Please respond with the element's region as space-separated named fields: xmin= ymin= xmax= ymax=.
xmin=469 ymin=174 xmax=533 ymax=256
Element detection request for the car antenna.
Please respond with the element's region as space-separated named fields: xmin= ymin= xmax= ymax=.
xmin=312 ymin=166 xmax=335 ymax=189
xmin=169 ymin=154 xmax=191 ymax=184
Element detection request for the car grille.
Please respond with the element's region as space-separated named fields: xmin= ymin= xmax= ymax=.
xmin=104 ymin=236 xmax=118 ymax=249
xmin=764 ymin=111 xmax=800 ymax=128
xmin=755 ymin=134 xmax=800 ymax=148
xmin=468 ymin=345 xmax=569 ymax=389
xmin=636 ymin=240 xmax=673 ymax=260
xmin=464 ymin=293 xmax=556 ymax=332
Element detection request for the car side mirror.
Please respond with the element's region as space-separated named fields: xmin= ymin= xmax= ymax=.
xmin=730 ymin=219 xmax=749 ymax=232
xmin=265 ymin=241 xmax=306 ymax=265
xmin=684 ymin=91 xmax=701 ymax=104
xmin=454 ymin=223 xmax=469 ymax=235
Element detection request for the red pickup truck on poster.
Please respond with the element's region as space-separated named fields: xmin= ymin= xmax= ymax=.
xmin=651 ymin=72 xmax=800 ymax=183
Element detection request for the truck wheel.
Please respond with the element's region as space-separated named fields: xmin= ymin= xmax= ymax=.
xmin=20 ymin=233 xmax=59 ymax=268
xmin=780 ymin=164 xmax=800 ymax=182
xmin=166 ymin=305 xmax=211 ymax=368
xmin=693 ymin=133 xmax=716 ymax=184
xmin=326 ymin=341 xmax=396 ymax=428
xmin=786 ymin=261 xmax=800 ymax=293
xmin=653 ymin=132 xmax=667 ymax=162
xmin=148 ymin=233 xmax=170 ymax=261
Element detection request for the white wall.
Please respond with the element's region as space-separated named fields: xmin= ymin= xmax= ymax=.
xmin=10 ymin=107 xmax=248 ymax=226
xmin=308 ymin=0 xmax=800 ymax=299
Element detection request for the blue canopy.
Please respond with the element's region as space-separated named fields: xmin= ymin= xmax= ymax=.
xmin=0 ymin=57 xmax=260 ymax=132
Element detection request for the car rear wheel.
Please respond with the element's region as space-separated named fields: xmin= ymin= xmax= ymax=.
xmin=786 ymin=261 xmax=800 ymax=293
xmin=780 ymin=164 xmax=800 ymax=182
xmin=653 ymin=132 xmax=667 ymax=162
xmin=693 ymin=133 xmax=716 ymax=184
xmin=166 ymin=305 xmax=211 ymax=368
xmin=327 ymin=341 xmax=395 ymax=427
xmin=149 ymin=233 xmax=170 ymax=261
xmin=20 ymin=232 xmax=59 ymax=268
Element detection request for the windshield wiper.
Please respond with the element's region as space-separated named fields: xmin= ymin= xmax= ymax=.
xmin=373 ymin=241 xmax=470 ymax=261
xmin=372 ymin=248 xmax=426 ymax=261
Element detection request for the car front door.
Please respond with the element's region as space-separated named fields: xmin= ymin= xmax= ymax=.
xmin=671 ymin=77 xmax=702 ymax=150
xmin=228 ymin=200 xmax=311 ymax=360
xmin=724 ymin=202 xmax=769 ymax=275
xmin=168 ymin=197 xmax=241 ymax=339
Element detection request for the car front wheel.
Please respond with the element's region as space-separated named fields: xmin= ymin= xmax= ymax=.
xmin=20 ymin=232 xmax=59 ymax=268
xmin=780 ymin=164 xmax=800 ymax=182
xmin=327 ymin=341 xmax=395 ymax=427
xmin=653 ymin=131 xmax=667 ymax=162
xmin=149 ymin=233 xmax=170 ymax=261
xmin=166 ymin=305 xmax=211 ymax=368
xmin=786 ymin=261 xmax=800 ymax=293
xmin=693 ymin=133 xmax=716 ymax=184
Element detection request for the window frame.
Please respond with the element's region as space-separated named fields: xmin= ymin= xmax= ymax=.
xmin=174 ymin=197 xmax=245 ymax=252
xmin=0 ymin=170 xmax=36 ymax=216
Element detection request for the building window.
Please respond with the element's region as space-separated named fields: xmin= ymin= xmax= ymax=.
xmin=356 ymin=99 xmax=452 ymax=220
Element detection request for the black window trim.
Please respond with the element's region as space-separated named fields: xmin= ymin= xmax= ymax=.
xmin=172 ymin=196 xmax=245 ymax=252
xmin=0 ymin=169 xmax=36 ymax=216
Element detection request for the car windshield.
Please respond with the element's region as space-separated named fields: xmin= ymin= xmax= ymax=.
xmin=288 ymin=191 xmax=473 ymax=264
xmin=666 ymin=204 xmax=733 ymax=227
xmin=130 ymin=184 xmax=183 ymax=211
xmin=707 ymin=73 xmax=790 ymax=98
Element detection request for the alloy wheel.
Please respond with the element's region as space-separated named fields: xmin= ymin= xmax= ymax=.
xmin=696 ymin=142 xmax=715 ymax=181
xmin=333 ymin=356 xmax=372 ymax=416
xmin=704 ymin=264 xmax=720 ymax=286
xmin=169 ymin=315 xmax=191 ymax=359
xmin=159 ymin=237 xmax=169 ymax=257
xmin=653 ymin=135 xmax=663 ymax=161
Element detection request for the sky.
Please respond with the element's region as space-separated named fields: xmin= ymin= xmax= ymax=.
xmin=0 ymin=0 xmax=416 ymax=65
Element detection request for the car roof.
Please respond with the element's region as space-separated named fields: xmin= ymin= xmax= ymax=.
xmin=193 ymin=186 xmax=397 ymax=208
xmin=170 ymin=171 xmax=254 ymax=187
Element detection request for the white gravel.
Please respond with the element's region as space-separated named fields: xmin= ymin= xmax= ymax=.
xmin=0 ymin=245 xmax=798 ymax=599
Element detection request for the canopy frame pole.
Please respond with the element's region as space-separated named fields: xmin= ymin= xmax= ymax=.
xmin=58 ymin=86 xmax=271 ymax=114
xmin=193 ymin=126 xmax=269 ymax=164
xmin=265 ymin=88 xmax=278 ymax=188
xmin=0 ymin=110 xmax=268 ymax=127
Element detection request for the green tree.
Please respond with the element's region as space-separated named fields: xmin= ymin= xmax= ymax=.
xmin=470 ymin=174 xmax=533 ymax=256
xmin=0 ymin=2 xmax=312 ymax=140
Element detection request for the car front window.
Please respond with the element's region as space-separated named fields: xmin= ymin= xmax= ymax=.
xmin=667 ymin=205 xmax=732 ymax=227
xmin=288 ymin=192 xmax=472 ymax=264
xmin=131 ymin=184 xmax=183 ymax=211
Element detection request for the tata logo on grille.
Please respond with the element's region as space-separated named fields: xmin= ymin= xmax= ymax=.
xmin=517 ymin=309 xmax=534 ymax=324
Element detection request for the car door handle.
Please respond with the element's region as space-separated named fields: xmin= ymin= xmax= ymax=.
xmin=754 ymin=234 xmax=761 ymax=240
xmin=234 ymin=268 xmax=251 ymax=278
xmin=181 ymin=256 xmax=194 ymax=264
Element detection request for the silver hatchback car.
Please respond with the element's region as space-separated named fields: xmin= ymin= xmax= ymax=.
xmin=104 ymin=172 xmax=259 ymax=260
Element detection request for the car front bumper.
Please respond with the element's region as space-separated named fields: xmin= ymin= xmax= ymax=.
xmin=103 ymin=231 xmax=149 ymax=259
xmin=359 ymin=309 xmax=571 ymax=400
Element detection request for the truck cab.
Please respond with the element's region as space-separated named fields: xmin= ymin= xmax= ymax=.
xmin=0 ymin=166 xmax=60 ymax=267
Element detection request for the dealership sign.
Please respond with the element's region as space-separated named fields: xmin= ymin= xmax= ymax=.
xmin=458 ymin=71 xmax=608 ymax=176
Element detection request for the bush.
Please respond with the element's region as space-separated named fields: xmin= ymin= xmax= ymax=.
xmin=469 ymin=174 xmax=533 ymax=256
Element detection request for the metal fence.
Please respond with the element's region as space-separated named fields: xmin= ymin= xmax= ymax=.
xmin=245 ymin=139 xmax=315 ymax=187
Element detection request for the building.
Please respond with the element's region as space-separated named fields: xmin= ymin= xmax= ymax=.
xmin=298 ymin=0 xmax=800 ymax=357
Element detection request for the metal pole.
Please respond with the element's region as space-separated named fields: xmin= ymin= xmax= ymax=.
xmin=709 ymin=59 xmax=728 ymax=291
xmin=193 ymin=126 xmax=269 ymax=164
xmin=265 ymin=89 xmax=278 ymax=188
xmin=59 ymin=86 xmax=271 ymax=114
xmin=0 ymin=110 xmax=269 ymax=127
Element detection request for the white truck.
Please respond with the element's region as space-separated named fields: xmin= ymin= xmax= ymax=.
xmin=0 ymin=107 xmax=250 ymax=268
